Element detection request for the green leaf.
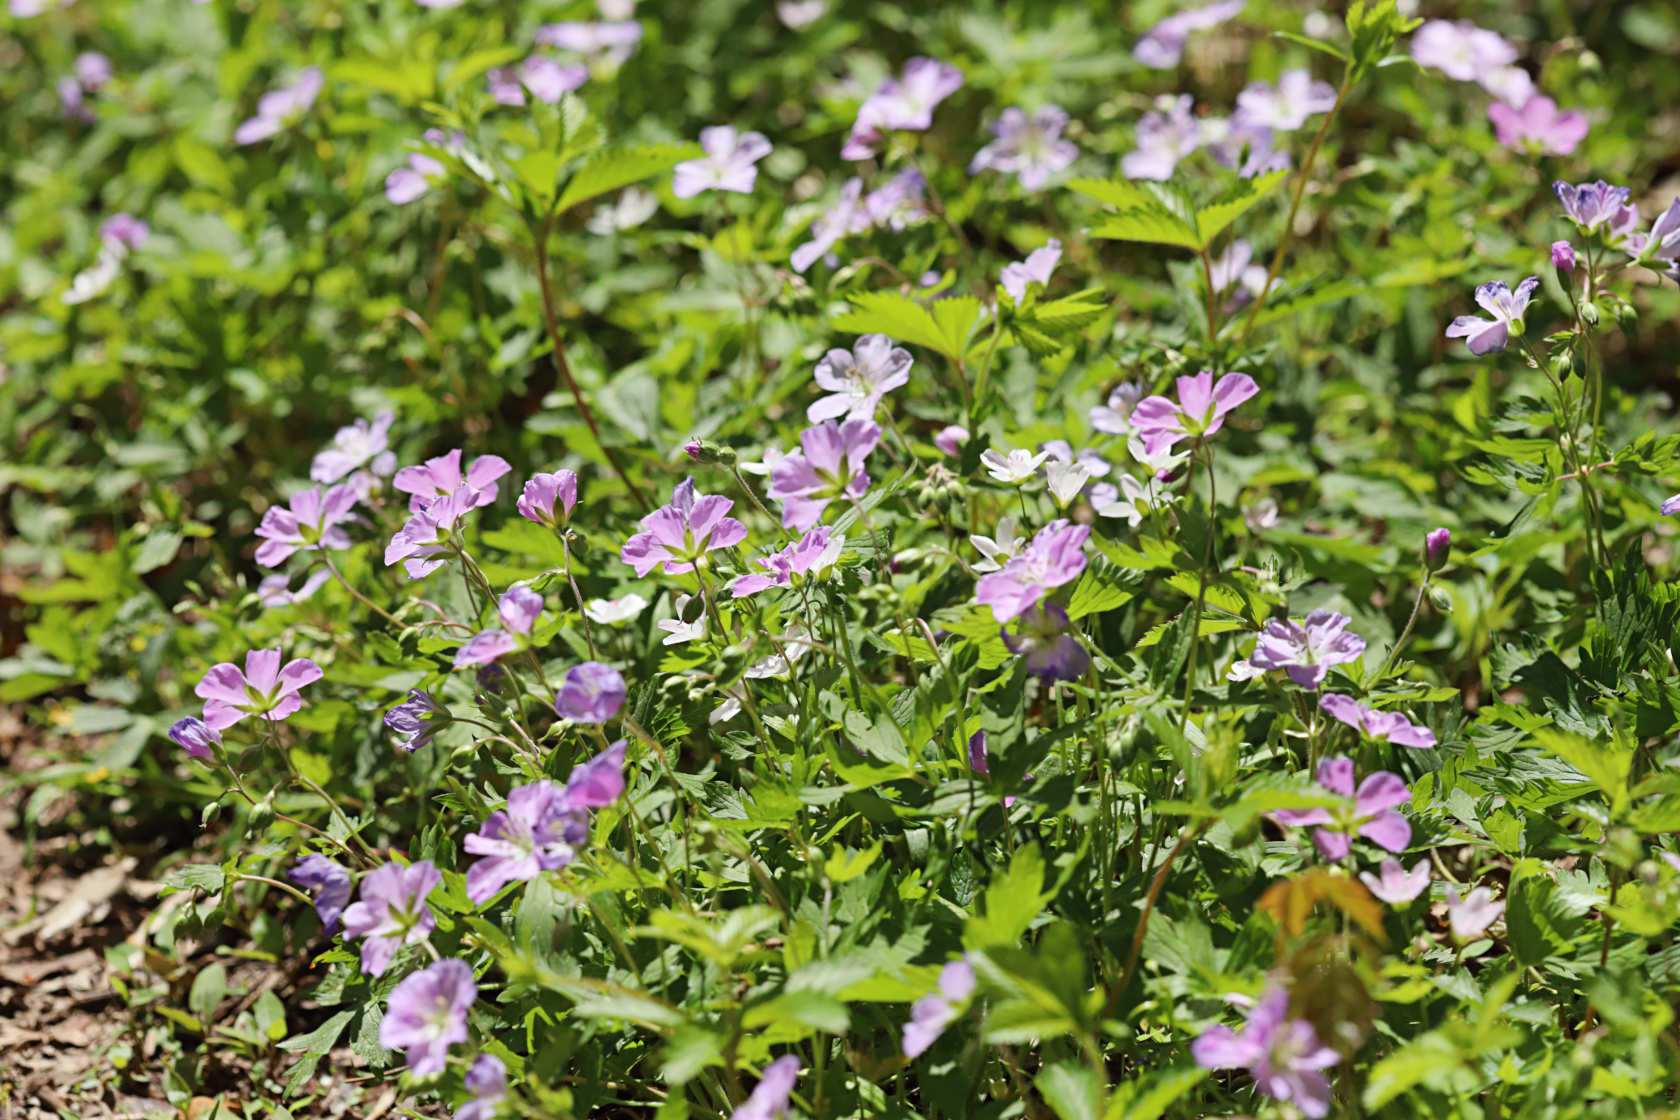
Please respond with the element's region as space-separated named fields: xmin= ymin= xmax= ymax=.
xmin=188 ymin=962 xmax=226 ymax=1023
xmin=842 ymin=709 xmax=911 ymax=767
xmin=1270 ymin=29 xmax=1349 ymax=62
xmin=131 ymin=529 xmax=183 ymax=574
xmin=965 ymin=843 xmax=1049 ymax=948
xmin=1037 ymin=1062 xmax=1101 ymax=1120
xmin=1194 ymin=170 xmax=1290 ymax=244
xmin=1106 ymin=1067 xmax=1209 ymax=1120
xmin=1066 ymin=560 xmax=1136 ymax=619
xmin=831 ymin=291 xmax=983 ymax=364
xmin=554 ymin=144 xmax=696 ymax=215
xmin=824 ymin=842 xmax=884 ymax=883
xmin=1070 ymin=178 xmax=1200 ymax=250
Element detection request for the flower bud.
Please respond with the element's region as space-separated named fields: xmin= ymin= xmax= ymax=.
xmin=1551 ymin=240 xmax=1575 ymax=273
xmin=682 ymin=439 xmax=738 ymax=467
xmin=1580 ymin=300 xmax=1600 ymax=326
xmin=1424 ymin=527 xmax=1451 ymax=570
xmin=1427 ymin=585 xmax=1453 ymax=613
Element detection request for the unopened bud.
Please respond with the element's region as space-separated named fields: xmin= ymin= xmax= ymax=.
xmin=683 ymin=440 xmax=738 ymax=467
xmin=1580 ymin=301 xmax=1600 ymax=326
xmin=1551 ymin=240 xmax=1575 ymax=273
xmin=1424 ymin=527 xmax=1451 ymax=571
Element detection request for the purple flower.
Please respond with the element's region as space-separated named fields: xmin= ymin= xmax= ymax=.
xmin=1130 ymin=370 xmax=1259 ymax=456
xmin=258 ymin=570 xmax=332 ymax=609
xmin=458 ymin=1054 xmax=507 ymax=1120
xmin=385 ymin=690 xmax=447 ymax=752
xmin=999 ymin=239 xmax=1062 ymax=305
xmin=791 ymin=178 xmax=870 ymax=272
xmin=841 ymin=57 xmax=963 ymax=160
xmin=672 ymin=126 xmax=772 ymax=198
xmin=1121 ymin=94 xmax=1203 ymax=181
xmin=974 ymin=519 xmax=1089 ymax=624
xmin=1409 ymin=20 xmax=1517 ymax=82
xmin=342 ymin=860 xmax=441 ymax=976
xmin=903 ymin=957 xmax=976 ymax=1058
xmin=620 ymin=478 xmax=748 ymax=576
xmin=59 ymin=74 xmax=93 ymax=122
xmin=1425 ymin=527 xmax=1451 ymax=570
xmin=566 ymin=738 xmax=629 ymax=808
xmin=969 ymin=106 xmax=1078 ymax=190
xmin=1551 ymin=240 xmax=1575 ymax=273
xmin=1133 ymin=0 xmax=1245 ymax=68
xmin=379 ymin=958 xmax=475 ymax=1076
xmin=195 ymin=648 xmax=324 ymax=731
xmin=1235 ymin=70 xmax=1337 ymax=132
xmin=1662 ymin=495 xmax=1680 ymax=517
xmin=456 ymin=587 xmax=544 ymax=668
xmin=1247 ymin=609 xmax=1365 ymax=690
xmin=732 ymin=526 xmax=844 ymax=597
xmin=1208 ymin=238 xmax=1269 ymax=307
xmin=234 ymin=67 xmax=324 ymax=146
xmin=967 ymin=730 xmax=989 ymax=774
xmin=394 ymin=448 xmax=511 ymax=513
xmin=1444 ymin=276 xmax=1538 ymax=356
xmin=1553 ymin=180 xmax=1636 ymax=235
xmin=288 ymin=854 xmax=352 ymax=932
xmin=808 ymin=334 xmax=912 ymax=423
xmin=1204 ymin=114 xmax=1291 ymax=178
xmin=533 ymin=20 xmax=643 ymax=67
xmin=1318 ymin=694 xmax=1436 ymax=749
xmin=517 ymin=470 xmax=580 ymax=527
xmin=525 ymin=55 xmax=589 ymax=102
xmin=1274 ymin=757 xmax=1411 ymax=861
xmin=74 ymin=50 xmax=111 ymax=90
xmin=934 ymin=425 xmax=968 ymax=456
xmin=730 ymin=1055 xmax=802 ymax=1120
xmin=311 ymin=410 xmax=396 ymax=484
xmin=1488 ymin=96 xmax=1588 ymax=156
xmin=1358 ymin=858 xmax=1431 ymax=905
xmin=98 ymin=213 xmax=148 ymax=252
xmin=386 ymin=153 xmax=447 ymax=205
xmin=1002 ymin=604 xmax=1089 ymax=681
xmin=254 ymin=484 xmax=358 ymax=568
xmin=1445 ymin=886 xmax=1505 ymax=940
xmin=384 ymin=485 xmax=479 ymax=580
xmin=168 ymin=716 xmax=220 ymax=761
xmin=555 ymin=662 xmax=627 ymax=724
xmin=463 ymin=780 xmax=585 ymax=905
xmin=1191 ymin=985 xmax=1339 ymax=1118
xmin=1622 ymin=197 xmax=1680 ymax=276
xmin=862 ymin=170 xmax=929 ymax=231
xmin=1090 ymin=382 xmax=1145 ymax=435
xmin=766 ymin=419 xmax=881 ymax=532
xmin=1479 ymin=66 xmax=1537 ymax=108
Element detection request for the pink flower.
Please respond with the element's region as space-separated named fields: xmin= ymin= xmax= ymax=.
xmin=1445 ymin=885 xmax=1504 ymax=940
xmin=393 ymin=448 xmax=511 ymax=513
xmin=934 ymin=425 xmax=968 ymax=456
xmin=766 ymin=419 xmax=881 ymax=532
xmin=1192 ymin=985 xmax=1339 ymax=1118
xmin=383 ymin=484 xmax=481 ymax=580
xmin=808 ymin=334 xmax=912 ymax=423
xmin=672 ymin=126 xmax=772 ymax=198
xmin=234 ymin=68 xmax=324 ymax=146
xmin=517 ymin=470 xmax=580 ymax=527
xmin=902 ymin=958 xmax=976 ymax=1058
xmin=1409 ymin=20 xmax=1516 ymax=82
xmin=1358 ymin=858 xmax=1431 ymax=904
xmin=1133 ymin=0 xmax=1245 ymax=69
xmin=974 ymin=519 xmax=1089 ymax=623
xmin=1318 ymin=694 xmax=1436 ymax=749
xmin=1273 ymin=757 xmax=1411 ymax=861
xmin=454 ymin=587 xmax=543 ymax=668
xmin=791 ymin=177 xmax=870 ymax=272
xmin=1488 ymin=95 xmax=1588 ymax=156
xmin=1130 ymin=370 xmax=1259 ymax=456
xmin=999 ymin=239 xmax=1061 ymax=304
xmin=731 ymin=526 xmax=843 ymax=597
xmin=620 ymin=478 xmax=748 ymax=576
xmin=841 ymin=57 xmax=963 ymax=160
xmin=385 ymin=152 xmax=446 ymax=205
xmin=253 ymin=484 xmax=358 ymax=568
xmin=195 ymin=648 xmax=323 ymax=731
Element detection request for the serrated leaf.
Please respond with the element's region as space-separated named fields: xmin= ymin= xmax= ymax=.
xmin=1037 ymin=1062 xmax=1101 ymax=1120
xmin=1106 ymin=1066 xmax=1209 ymax=1120
xmin=1194 ymin=170 xmax=1290 ymax=244
xmin=832 ymin=291 xmax=983 ymax=364
xmin=555 ymin=144 xmax=696 ymax=215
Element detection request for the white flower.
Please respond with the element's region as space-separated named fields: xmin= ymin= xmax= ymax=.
xmin=1227 ymin=658 xmax=1264 ymax=682
xmin=739 ymin=446 xmax=786 ymax=476
xmin=1092 ymin=474 xmax=1165 ymax=527
xmin=658 ymin=594 xmax=705 ymax=645
xmin=1127 ymin=434 xmax=1188 ymax=477
xmin=586 ymin=187 xmax=659 ymax=234
xmin=971 ymin=517 xmax=1022 ymax=572
xmin=63 ymin=244 xmax=125 ymax=306
xmin=1045 ymin=460 xmax=1091 ymax=508
xmin=981 ymin=447 xmax=1049 ymax=484
xmin=585 ymin=594 xmax=649 ymax=624
xmin=709 ymin=695 xmax=742 ymax=724
xmin=1244 ymin=497 xmax=1279 ymax=532
xmin=744 ymin=629 xmax=810 ymax=679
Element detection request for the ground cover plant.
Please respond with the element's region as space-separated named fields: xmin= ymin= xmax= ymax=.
xmin=5 ymin=0 xmax=1680 ymax=1116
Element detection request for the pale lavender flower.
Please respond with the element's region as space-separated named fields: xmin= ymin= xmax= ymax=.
xmin=1318 ymin=694 xmax=1436 ymax=749
xmin=620 ymin=478 xmax=748 ymax=575
xmin=458 ymin=1055 xmax=507 ymax=1120
xmin=1273 ymin=757 xmax=1411 ymax=861
xmin=59 ymin=75 xmax=93 ymax=122
xmin=196 ymin=648 xmax=323 ymax=731
xmin=969 ymin=106 xmax=1078 ymax=190
xmin=730 ymin=1055 xmax=802 ymax=1120
xmin=767 ymin=419 xmax=881 ymax=531
xmin=1207 ymin=238 xmax=1268 ymax=307
xmin=585 ymin=594 xmax=648 ymax=624
xmin=342 ymin=860 xmax=442 ymax=976
xmin=1122 ymin=94 xmax=1203 ymax=180
xmin=385 ymin=690 xmax=447 ymax=752
xmin=1488 ymin=96 xmax=1588 ymax=156
xmin=862 ymin=170 xmax=928 ymax=230
xmin=1235 ymin=70 xmax=1336 ymax=132
xmin=1133 ymin=0 xmax=1245 ymax=68
xmin=463 ymin=781 xmax=584 ymax=904
xmin=1092 ymin=473 xmax=1167 ymax=527
xmin=1409 ymin=20 xmax=1516 ymax=82
xmin=379 ymin=958 xmax=474 ymax=1076
xmin=1478 ymin=66 xmax=1536 ymax=107
xmin=1090 ymin=382 xmax=1145 ymax=435
xmin=1551 ymin=240 xmax=1575 ymax=273
xmin=386 ymin=153 xmax=447 ymax=205
xmin=903 ymin=957 xmax=977 ymax=1058
xmin=517 ymin=469 xmax=580 ymax=527
xmin=1358 ymin=858 xmax=1431 ymax=905
xmin=1553 ymin=180 xmax=1635 ymax=235
xmin=1622 ymin=197 xmax=1680 ymax=275
xmin=487 ymin=67 xmax=527 ymax=106
xmin=791 ymin=177 xmax=870 ymax=272
xmin=1191 ymin=985 xmax=1339 ymax=1118
xmin=288 ymin=854 xmax=352 ymax=931
xmin=234 ymin=67 xmax=324 ymax=146
xmin=555 ymin=662 xmax=627 ymax=724
xmin=254 ymin=484 xmax=358 ymax=568
xmin=98 ymin=213 xmax=148 ymax=252
xmin=1247 ymin=609 xmax=1365 ymax=690
xmin=258 ymin=570 xmax=332 ymax=609
xmin=1204 ymin=114 xmax=1291 ymax=178
xmin=1002 ymin=604 xmax=1089 ymax=681
xmin=776 ymin=0 xmax=825 ymax=28
xmin=808 ymin=334 xmax=912 ymax=423
xmin=394 ymin=448 xmax=511 ymax=513
xmin=934 ymin=425 xmax=968 ymax=456
xmin=975 ymin=519 xmax=1089 ymax=623
xmin=384 ymin=485 xmax=477 ymax=580
xmin=1444 ymin=276 xmax=1538 ymax=356
xmin=534 ymin=20 xmax=643 ymax=67
xmin=312 ymin=410 xmax=396 ymax=483
xmin=999 ymin=238 xmax=1061 ymax=304
xmin=1130 ymin=370 xmax=1259 ymax=456
xmin=732 ymin=526 xmax=843 ymax=597
xmin=168 ymin=716 xmax=220 ymax=761
xmin=1445 ymin=886 xmax=1505 ymax=940
xmin=672 ymin=126 xmax=772 ymax=198
xmin=523 ymin=56 xmax=589 ymax=102
xmin=73 ymin=51 xmax=111 ymax=90
xmin=1662 ymin=495 xmax=1680 ymax=517
xmin=841 ymin=57 xmax=964 ymax=160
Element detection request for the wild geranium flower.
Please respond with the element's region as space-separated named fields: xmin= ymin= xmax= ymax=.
xmin=311 ymin=410 xmax=396 ymax=484
xmin=1245 ymin=609 xmax=1365 ymax=689
xmin=1203 ymin=113 xmax=1291 ymax=178
xmin=1488 ymin=95 xmax=1588 ymax=155
xmin=970 ymin=517 xmax=1022 ymax=573
xmin=969 ymin=106 xmax=1078 ymax=190
xmin=463 ymin=780 xmax=585 ymax=905
xmin=1553 ymin=180 xmax=1637 ymax=236
xmin=791 ymin=177 xmax=870 ymax=272
xmin=1479 ymin=66 xmax=1536 ymax=108
xmin=1090 ymin=382 xmax=1145 ymax=435
xmin=288 ymin=854 xmax=352 ymax=932
xmin=1359 ymin=858 xmax=1431 ymax=904
xmin=808 ymin=335 xmax=912 ymax=423
xmin=730 ymin=1055 xmax=802 ymax=1120
xmin=1409 ymin=20 xmax=1516 ymax=82
xmin=903 ymin=957 xmax=977 ymax=1058
xmin=862 ymin=170 xmax=929 ymax=230
xmin=385 ymin=485 xmax=480 ymax=580
xmin=342 ymin=860 xmax=442 ymax=976
xmin=234 ymin=67 xmax=324 ymax=145
xmin=254 ymin=484 xmax=358 ymax=568
xmin=1244 ymin=497 xmax=1280 ymax=532
xmin=586 ymin=186 xmax=659 ymax=233
xmin=1122 ymin=94 xmax=1203 ymax=180
xmin=1445 ymin=886 xmax=1505 ymax=940
xmin=394 ymin=448 xmax=511 ymax=513
xmin=566 ymin=738 xmax=629 ymax=808
xmin=555 ymin=662 xmax=627 ymax=724
xmin=1092 ymin=473 xmax=1167 ymax=527
xmin=385 ymin=153 xmax=447 ymax=205
xmin=525 ymin=56 xmax=589 ymax=102
xmin=621 ymin=478 xmax=748 ymax=575
xmin=975 ymin=519 xmax=1089 ymax=623
xmin=585 ymin=594 xmax=648 ymax=624
xmin=1622 ymin=197 xmax=1680 ymax=276
xmin=455 ymin=586 xmax=544 ymax=668
xmin=99 ymin=213 xmax=148 ymax=252
xmin=732 ymin=526 xmax=844 ymax=597
xmin=1002 ymin=604 xmax=1090 ymax=681
xmin=1551 ymin=240 xmax=1575 ymax=273
xmin=168 ymin=716 xmax=220 ymax=761
xmin=1661 ymin=495 xmax=1680 ymax=517
xmin=458 ymin=1055 xmax=507 ymax=1120
xmin=1133 ymin=0 xmax=1245 ymax=68
xmin=934 ymin=425 xmax=968 ymax=457
xmin=1425 ymin=527 xmax=1452 ymax=570
xmin=1130 ymin=371 xmax=1259 ymax=456
xmin=517 ymin=469 xmax=580 ymax=528
xmin=196 ymin=648 xmax=323 ymax=731
xmin=841 ymin=57 xmax=963 ymax=160
xmin=658 ymin=604 xmax=706 ymax=646
xmin=1191 ymin=985 xmax=1339 ymax=1118
xmin=1274 ymin=757 xmax=1411 ymax=861
xmin=981 ymin=447 xmax=1049 ymax=485
xmin=379 ymin=958 xmax=474 ymax=1076
xmin=1208 ymin=238 xmax=1269 ymax=307
xmin=1318 ymin=694 xmax=1436 ymax=749
xmin=534 ymin=20 xmax=643 ymax=68
xmin=776 ymin=0 xmax=826 ymax=28
xmin=672 ymin=126 xmax=772 ymax=198
xmin=999 ymin=239 xmax=1061 ymax=304
xmin=1235 ymin=70 xmax=1337 ymax=132
xmin=767 ymin=419 xmax=881 ymax=532
xmin=1444 ymin=276 xmax=1538 ymax=356
xmin=385 ymin=690 xmax=448 ymax=752
xmin=258 ymin=570 xmax=332 ymax=609
xmin=1045 ymin=461 xmax=1091 ymax=508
